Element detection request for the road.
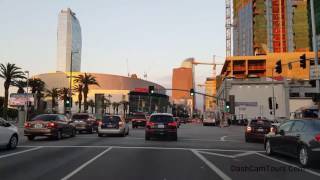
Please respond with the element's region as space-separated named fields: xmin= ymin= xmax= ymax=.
xmin=0 ymin=123 xmax=319 ymax=180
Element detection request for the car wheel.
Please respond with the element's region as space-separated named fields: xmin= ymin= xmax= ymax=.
xmin=88 ymin=127 xmax=94 ymax=134
xmin=98 ymin=133 xmax=103 ymax=137
xmin=27 ymin=136 xmax=35 ymax=141
xmin=245 ymin=136 xmax=250 ymax=142
xmin=126 ymin=129 xmax=129 ymax=135
xmin=265 ymin=140 xmax=273 ymax=155
xmin=55 ymin=130 xmax=62 ymax=140
xmin=7 ymin=135 xmax=18 ymax=150
xmin=71 ymin=128 xmax=76 ymax=137
xmin=172 ymin=133 xmax=178 ymax=141
xmin=299 ymin=146 xmax=311 ymax=167
xmin=145 ymin=134 xmax=150 ymax=141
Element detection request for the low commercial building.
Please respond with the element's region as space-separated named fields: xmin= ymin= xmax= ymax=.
xmin=128 ymin=91 xmax=169 ymax=114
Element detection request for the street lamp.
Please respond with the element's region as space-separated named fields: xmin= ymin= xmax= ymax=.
xmin=68 ymin=51 xmax=79 ymax=114
xmin=24 ymin=70 xmax=29 ymax=122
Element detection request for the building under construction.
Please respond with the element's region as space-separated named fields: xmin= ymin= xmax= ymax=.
xmin=315 ymin=0 xmax=320 ymax=49
xmin=233 ymin=0 xmax=312 ymax=56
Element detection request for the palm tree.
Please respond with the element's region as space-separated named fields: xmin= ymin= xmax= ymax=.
xmin=103 ymin=98 xmax=111 ymax=114
xmin=58 ymin=87 xmax=72 ymax=113
xmin=88 ymin=99 xmax=95 ymax=114
xmin=74 ymin=73 xmax=99 ymax=112
xmin=73 ymin=84 xmax=83 ymax=112
xmin=12 ymin=80 xmax=27 ymax=94
xmin=120 ymin=100 xmax=129 ymax=117
xmin=45 ymin=88 xmax=59 ymax=113
xmin=28 ymin=78 xmax=46 ymax=112
xmin=0 ymin=63 xmax=26 ymax=118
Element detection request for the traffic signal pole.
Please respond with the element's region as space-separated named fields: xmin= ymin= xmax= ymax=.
xmin=311 ymin=0 xmax=320 ymax=93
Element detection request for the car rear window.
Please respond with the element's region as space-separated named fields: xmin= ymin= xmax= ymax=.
xmin=72 ymin=114 xmax=89 ymax=119
xmin=31 ymin=115 xmax=58 ymax=121
xmin=311 ymin=120 xmax=320 ymax=130
xmin=132 ymin=114 xmax=146 ymax=119
xmin=102 ymin=116 xmax=121 ymax=123
xmin=250 ymin=120 xmax=271 ymax=126
xmin=150 ymin=115 xmax=174 ymax=123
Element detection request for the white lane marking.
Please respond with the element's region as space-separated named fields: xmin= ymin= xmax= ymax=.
xmin=198 ymin=150 xmax=256 ymax=159
xmin=191 ymin=149 xmax=232 ymax=180
xmin=220 ymin=136 xmax=227 ymax=141
xmin=18 ymin=145 xmax=264 ymax=152
xmin=0 ymin=147 xmax=42 ymax=159
xmin=61 ymin=147 xmax=113 ymax=180
xmin=256 ymin=153 xmax=320 ymax=177
xmin=197 ymin=151 xmax=235 ymax=158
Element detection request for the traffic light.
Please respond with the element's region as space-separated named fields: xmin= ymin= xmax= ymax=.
xmin=65 ymin=97 xmax=72 ymax=108
xmin=300 ymin=54 xmax=306 ymax=69
xmin=225 ymin=101 xmax=230 ymax=112
xmin=268 ymin=97 xmax=273 ymax=110
xmin=275 ymin=60 xmax=282 ymax=74
xmin=148 ymin=86 xmax=155 ymax=94
xmin=189 ymin=88 xmax=195 ymax=96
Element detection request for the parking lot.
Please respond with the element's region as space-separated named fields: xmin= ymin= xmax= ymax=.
xmin=0 ymin=124 xmax=319 ymax=180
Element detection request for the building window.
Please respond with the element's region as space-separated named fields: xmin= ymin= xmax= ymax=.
xmin=305 ymin=93 xmax=316 ymax=98
xmin=290 ymin=93 xmax=300 ymax=97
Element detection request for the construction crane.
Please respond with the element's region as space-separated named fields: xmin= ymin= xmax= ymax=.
xmin=225 ymin=0 xmax=232 ymax=57
xmin=191 ymin=56 xmax=224 ymax=78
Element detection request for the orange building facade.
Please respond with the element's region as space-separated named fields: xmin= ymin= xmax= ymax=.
xmin=172 ymin=67 xmax=193 ymax=100
xmin=221 ymin=52 xmax=318 ymax=80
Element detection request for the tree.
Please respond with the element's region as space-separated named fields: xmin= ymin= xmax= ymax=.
xmin=28 ymin=78 xmax=46 ymax=112
xmin=112 ymin=102 xmax=120 ymax=114
xmin=45 ymin=88 xmax=59 ymax=113
xmin=73 ymin=84 xmax=83 ymax=112
xmin=74 ymin=73 xmax=99 ymax=112
xmin=120 ymin=100 xmax=129 ymax=117
xmin=12 ymin=80 xmax=27 ymax=94
xmin=0 ymin=63 xmax=26 ymax=118
xmin=58 ymin=87 xmax=72 ymax=113
xmin=103 ymin=98 xmax=111 ymax=114
xmin=88 ymin=99 xmax=95 ymax=114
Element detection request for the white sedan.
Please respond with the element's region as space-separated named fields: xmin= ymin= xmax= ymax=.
xmin=0 ymin=117 xmax=19 ymax=149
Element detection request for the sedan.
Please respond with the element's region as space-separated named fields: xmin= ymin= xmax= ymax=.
xmin=264 ymin=119 xmax=320 ymax=167
xmin=0 ymin=118 xmax=18 ymax=149
xmin=71 ymin=113 xmax=97 ymax=134
xmin=98 ymin=115 xmax=129 ymax=137
xmin=145 ymin=113 xmax=178 ymax=141
xmin=24 ymin=114 xmax=76 ymax=140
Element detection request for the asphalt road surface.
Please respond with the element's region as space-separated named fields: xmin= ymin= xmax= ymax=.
xmin=0 ymin=123 xmax=320 ymax=180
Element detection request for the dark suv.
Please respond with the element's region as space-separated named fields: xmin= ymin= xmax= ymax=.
xmin=245 ymin=119 xmax=273 ymax=142
xmin=24 ymin=114 xmax=76 ymax=140
xmin=145 ymin=113 xmax=178 ymax=141
xmin=71 ymin=113 xmax=97 ymax=134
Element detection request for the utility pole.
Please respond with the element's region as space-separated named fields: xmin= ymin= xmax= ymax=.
xmin=24 ymin=71 xmax=29 ymax=122
xmin=311 ymin=0 xmax=319 ymax=92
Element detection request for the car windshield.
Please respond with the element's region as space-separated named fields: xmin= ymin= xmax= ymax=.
xmin=250 ymin=120 xmax=271 ymax=126
xmin=72 ymin=114 xmax=89 ymax=120
xmin=102 ymin=116 xmax=121 ymax=123
xmin=150 ymin=115 xmax=174 ymax=123
xmin=132 ymin=114 xmax=146 ymax=119
xmin=31 ymin=115 xmax=58 ymax=121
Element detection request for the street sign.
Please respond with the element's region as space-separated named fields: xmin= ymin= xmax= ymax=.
xmin=310 ymin=65 xmax=320 ymax=80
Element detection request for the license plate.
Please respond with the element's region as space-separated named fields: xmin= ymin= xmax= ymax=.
xmin=257 ymin=128 xmax=264 ymax=132
xmin=158 ymin=124 xmax=165 ymax=128
xmin=107 ymin=125 xmax=113 ymax=128
xmin=35 ymin=124 xmax=43 ymax=128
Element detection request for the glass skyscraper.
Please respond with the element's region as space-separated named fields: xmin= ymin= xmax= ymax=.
xmin=57 ymin=8 xmax=82 ymax=72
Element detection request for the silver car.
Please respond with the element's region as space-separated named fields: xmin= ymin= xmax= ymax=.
xmin=98 ymin=115 xmax=129 ymax=137
xmin=0 ymin=118 xmax=18 ymax=149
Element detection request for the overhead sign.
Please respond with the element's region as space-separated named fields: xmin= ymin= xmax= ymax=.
xmin=235 ymin=102 xmax=258 ymax=107
xmin=310 ymin=65 xmax=320 ymax=80
xmin=9 ymin=93 xmax=34 ymax=106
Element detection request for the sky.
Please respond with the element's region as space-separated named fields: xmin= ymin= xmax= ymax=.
xmin=0 ymin=0 xmax=226 ymax=109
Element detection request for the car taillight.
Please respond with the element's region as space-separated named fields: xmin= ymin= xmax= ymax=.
xmin=24 ymin=122 xmax=31 ymax=128
xmin=246 ymin=126 xmax=252 ymax=132
xmin=270 ymin=127 xmax=276 ymax=133
xmin=98 ymin=121 xmax=103 ymax=126
xmin=168 ymin=122 xmax=177 ymax=127
xmin=119 ymin=121 xmax=124 ymax=127
xmin=46 ymin=122 xmax=57 ymax=128
xmin=315 ymin=134 xmax=320 ymax=142
xmin=146 ymin=121 xmax=155 ymax=128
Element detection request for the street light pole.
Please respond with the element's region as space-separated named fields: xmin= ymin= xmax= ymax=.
xmin=24 ymin=71 xmax=29 ymax=122
xmin=69 ymin=51 xmax=79 ymax=115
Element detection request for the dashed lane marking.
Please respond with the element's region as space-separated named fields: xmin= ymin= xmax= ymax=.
xmin=0 ymin=147 xmax=42 ymax=159
xmin=61 ymin=147 xmax=113 ymax=180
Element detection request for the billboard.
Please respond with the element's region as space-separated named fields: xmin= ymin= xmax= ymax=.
xmin=9 ymin=93 xmax=34 ymax=106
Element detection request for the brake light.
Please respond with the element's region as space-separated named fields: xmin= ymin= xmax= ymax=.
xmin=98 ymin=121 xmax=103 ymax=126
xmin=146 ymin=121 xmax=155 ymax=128
xmin=46 ymin=122 xmax=57 ymax=128
xmin=315 ymin=134 xmax=320 ymax=142
xmin=119 ymin=121 xmax=124 ymax=127
xmin=270 ymin=127 xmax=276 ymax=133
xmin=24 ymin=122 xmax=31 ymax=128
xmin=168 ymin=122 xmax=177 ymax=127
xmin=246 ymin=126 xmax=252 ymax=132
